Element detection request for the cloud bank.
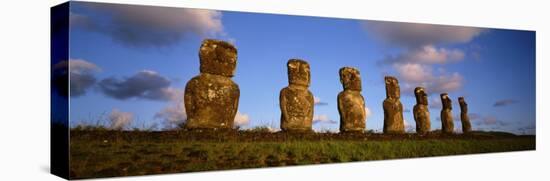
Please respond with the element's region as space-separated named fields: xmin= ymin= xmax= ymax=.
xmin=313 ymin=114 xmax=337 ymax=124
xmin=363 ymin=21 xmax=485 ymax=95
xmin=493 ymin=99 xmax=519 ymax=107
xmin=363 ymin=21 xmax=484 ymax=48
xmin=234 ymin=112 xmax=251 ymax=127
xmin=98 ymin=70 xmax=179 ymax=101
xmin=69 ymin=59 xmax=101 ymax=97
xmin=109 ymin=108 xmax=134 ymax=130
xmin=154 ymin=88 xmax=187 ymax=129
xmin=314 ymin=96 xmax=328 ymax=106
xmin=53 ymin=59 xmax=101 ymax=97
xmin=71 ymin=2 xmax=225 ymax=47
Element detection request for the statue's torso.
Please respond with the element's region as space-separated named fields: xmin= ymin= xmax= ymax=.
xmin=383 ymin=98 xmax=404 ymax=133
xmin=413 ymin=104 xmax=430 ymax=133
xmin=280 ymin=87 xmax=313 ymax=131
xmin=185 ymin=74 xmax=239 ymax=129
xmin=440 ymin=108 xmax=454 ymax=133
xmin=338 ymin=91 xmax=366 ymax=132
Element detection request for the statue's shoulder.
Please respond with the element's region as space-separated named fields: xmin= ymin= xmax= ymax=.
xmin=185 ymin=75 xmax=203 ymax=88
xmin=280 ymin=86 xmax=289 ymax=93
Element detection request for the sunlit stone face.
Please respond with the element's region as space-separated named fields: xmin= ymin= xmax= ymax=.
xmin=199 ymin=39 xmax=238 ymax=77
xmin=441 ymin=93 xmax=452 ymax=109
xmin=339 ymin=67 xmax=362 ymax=91
xmin=414 ymin=87 xmax=428 ymax=105
xmin=287 ymin=59 xmax=310 ymax=87
xmin=385 ymin=76 xmax=400 ymax=99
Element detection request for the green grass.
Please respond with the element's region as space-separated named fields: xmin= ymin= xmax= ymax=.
xmin=69 ymin=130 xmax=535 ymax=179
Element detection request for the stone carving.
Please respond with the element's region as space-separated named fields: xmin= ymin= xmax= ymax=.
xmin=459 ymin=97 xmax=472 ymax=133
xmin=383 ymin=76 xmax=404 ymax=134
xmin=413 ymin=87 xmax=431 ymax=134
xmin=440 ymin=93 xmax=454 ymax=134
xmin=337 ymin=67 xmax=366 ymax=133
xmin=280 ymin=59 xmax=314 ymax=132
xmin=184 ymin=39 xmax=240 ymax=130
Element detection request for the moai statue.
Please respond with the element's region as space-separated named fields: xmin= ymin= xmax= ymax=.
xmin=337 ymin=67 xmax=366 ymax=133
xmin=440 ymin=93 xmax=454 ymax=134
xmin=459 ymin=97 xmax=472 ymax=133
xmin=413 ymin=87 xmax=431 ymax=134
xmin=383 ymin=76 xmax=404 ymax=134
xmin=184 ymin=39 xmax=240 ymax=130
xmin=280 ymin=59 xmax=314 ymax=132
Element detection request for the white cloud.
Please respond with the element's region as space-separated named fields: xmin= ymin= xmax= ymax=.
xmin=394 ymin=63 xmax=433 ymax=83
xmin=52 ymin=59 xmax=101 ymax=97
xmin=404 ymin=119 xmax=415 ymax=132
xmin=364 ymin=106 xmax=372 ymax=119
xmin=154 ymin=88 xmax=186 ymax=129
xmin=362 ymin=21 xmax=485 ymax=48
xmin=69 ymin=59 xmax=101 ymax=74
xmin=314 ymin=96 xmax=321 ymax=104
xmin=234 ymin=111 xmax=250 ymax=127
xmin=313 ymin=114 xmax=336 ymax=124
xmin=383 ymin=45 xmax=464 ymax=65
xmin=394 ymin=63 xmax=464 ymax=94
xmin=314 ymin=96 xmax=328 ymax=106
xmin=109 ymin=109 xmax=133 ymax=130
xmin=72 ymin=2 xmax=225 ymax=47
xmin=363 ymin=21 xmax=483 ymax=96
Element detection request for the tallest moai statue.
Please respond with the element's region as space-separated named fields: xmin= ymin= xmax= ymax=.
xmin=280 ymin=59 xmax=314 ymax=132
xmin=383 ymin=76 xmax=405 ymax=134
xmin=184 ymin=39 xmax=240 ymax=130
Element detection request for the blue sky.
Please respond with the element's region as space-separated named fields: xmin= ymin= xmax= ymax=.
xmin=65 ymin=1 xmax=535 ymax=134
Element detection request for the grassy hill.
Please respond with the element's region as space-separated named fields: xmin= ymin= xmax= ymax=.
xmin=68 ymin=129 xmax=535 ymax=179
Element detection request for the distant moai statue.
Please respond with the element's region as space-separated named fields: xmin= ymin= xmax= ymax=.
xmin=383 ymin=76 xmax=405 ymax=134
xmin=413 ymin=87 xmax=431 ymax=134
xmin=184 ymin=39 xmax=240 ymax=130
xmin=440 ymin=93 xmax=454 ymax=134
xmin=280 ymin=59 xmax=314 ymax=132
xmin=337 ymin=67 xmax=366 ymax=133
xmin=459 ymin=97 xmax=472 ymax=133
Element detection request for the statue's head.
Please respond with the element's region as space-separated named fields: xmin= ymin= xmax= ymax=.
xmin=339 ymin=67 xmax=361 ymax=91
xmin=414 ymin=87 xmax=428 ymax=105
xmin=441 ymin=93 xmax=452 ymax=109
xmin=458 ymin=97 xmax=467 ymax=107
xmin=287 ymin=59 xmax=310 ymax=87
xmin=384 ymin=76 xmax=400 ymax=99
xmin=199 ymin=39 xmax=237 ymax=77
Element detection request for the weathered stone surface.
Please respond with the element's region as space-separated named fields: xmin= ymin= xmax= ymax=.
xmin=280 ymin=59 xmax=314 ymax=132
xmin=383 ymin=76 xmax=404 ymax=134
xmin=199 ymin=39 xmax=238 ymax=77
xmin=184 ymin=39 xmax=240 ymax=130
xmin=440 ymin=93 xmax=454 ymax=134
xmin=413 ymin=87 xmax=430 ymax=134
xmin=459 ymin=97 xmax=472 ymax=133
xmin=338 ymin=67 xmax=366 ymax=133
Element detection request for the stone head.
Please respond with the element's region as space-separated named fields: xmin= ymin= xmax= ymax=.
xmin=199 ymin=39 xmax=238 ymax=77
xmin=441 ymin=93 xmax=452 ymax=109
xmin=458 ymin=97 xmax=466 ymax=104
xmin=459 ymin=97 xmax=467 ymax=108
xmin=414 ymin=87 xmax=428 ymax=105
xmin=339 ymin=67 xmax=361 ymax=91
xmin=287 ymin=59 xmax=310 ymax=87
xmin=384 ymin=76 xmax=400 ymax=99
